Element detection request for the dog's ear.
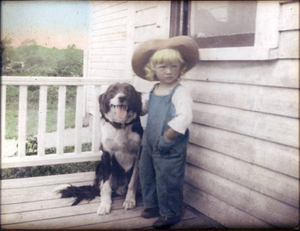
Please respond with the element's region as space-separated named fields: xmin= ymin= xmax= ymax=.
xmin=98 ymin=92 xmax=109 ymax=116
xmin=128 ymin=87 xmax=142 ymax=116
xmin=135 ymin=91 xmax=142 ymax=116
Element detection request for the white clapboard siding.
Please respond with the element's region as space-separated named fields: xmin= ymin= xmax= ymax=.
xmin=17 ymin=86 xmax=28 ymax=158
xmin=92 ymin=1 xmax=127 ymax=18
xmin=279 ymin=1 xmax=299 ymax=31
xmin=278 ymin=30 xmax=299 ymax=59
xmin=89 ymin=69 xmax=125 ymax=78
xmin=133 ymin=1 xmax=171 ymax=43
xmin=186 ymin=144 xmax=298 ymax=207
xmin=37 ymin=86 xmax=48 ymax=156
xmin=91 ymin=25 xmax=127 ymax=37
xmin=192 ymin=102 xmax=298 ymax=148
xmin=93 ymin=9 xmax=128 ymax=25
xmin=188 ymin=124 xmax=298 ymax=178
xmin=91 ymin=32 xmax=127 ymax=43
xmin=90 ymin=39 xmax=126 ymax=49
xmin=135 ymin=7 xmax=157 ymax=27
xmin=185 ymin=164 xmax=299 ymax=228
xmin=90 ymin=55 xmax=126 ymax=63
xmin=185 ymin=60 xmax=299 ymax=88
xmin=134 ymin=1 xmax=158 ymax=11
xmin=134 ymin=25 xmax=159 ymax=42
xmin=92 ymin=1 xmax=127 ymax=12
xmin=93 ymin=1 xmax=127 ymax=17
xmin=90 ymin=62 xmax=126 ymax=71
xmin=183 ymin=183 xmax=274 ymax=229
xmin=184 ymin=81 xmax=298 ymax=118
xmin=93 ymin=18 xmax=128 ymax=32
xmin=90 ymin=48 xmax=126 ymax=56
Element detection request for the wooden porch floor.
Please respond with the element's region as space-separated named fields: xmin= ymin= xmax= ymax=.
xmin=1 ymin=172 xmax=224 ymax=230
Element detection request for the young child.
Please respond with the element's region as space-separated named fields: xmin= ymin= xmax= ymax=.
xmin=131 ymin=36 xmax=199 ymax=229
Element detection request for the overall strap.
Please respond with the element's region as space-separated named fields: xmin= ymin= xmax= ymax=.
xmin=169 ymin=83 xmax=181 ymax=98
xmin=150 ymin=83 xmax=181 ymax=97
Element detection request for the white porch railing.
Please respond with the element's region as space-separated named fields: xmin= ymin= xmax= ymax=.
xmin=1 ymin=76 xmax=131 ymax=168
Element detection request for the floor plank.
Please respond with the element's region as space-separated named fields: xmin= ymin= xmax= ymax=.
xmin=0 ymin=172 xmax=224 ymax=230
xmin=1 ymin=172 xmax=95 ymax=189
xmin=73 ymin=206 xmax=198 ymax=230
xmin=2 ymin=181 xmax=94 ymax=205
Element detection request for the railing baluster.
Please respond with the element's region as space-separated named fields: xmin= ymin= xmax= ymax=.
xmin=1 ymin=85 xmax=7 ymax=145
xmin=92 ymin=85 xmax=102 ymax=153
xmin=38 ymin=86 xmax=48 ymax=156
xmin=57 ymin=86 xmax=66 ymax=155
xmin=18 ymin=86 xmax=28 ymax=158
xmin=75 ymin=86 xmax=84 ymax=154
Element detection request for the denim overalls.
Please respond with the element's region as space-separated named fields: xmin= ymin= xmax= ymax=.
xmin=139 ymin=84 xmax=189 ymax=218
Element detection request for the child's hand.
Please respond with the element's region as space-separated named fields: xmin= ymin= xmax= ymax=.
xmin=163 ymin=128 xmax=180 ymax=141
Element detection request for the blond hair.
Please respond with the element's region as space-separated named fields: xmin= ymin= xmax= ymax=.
xmin=144 ymin=49 xmax=187 ymax=81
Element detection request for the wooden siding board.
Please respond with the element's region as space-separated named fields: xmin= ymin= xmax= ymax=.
xmin=90 ymin=55 xmax=126 ymax=63
xmin=192 ymin=102 xmax=298 ymax=148
xmin=92 ymin=18 xmax=128 ymax=32
xmin=189 ymin=124 xmax=299 ymax=178
xmin=91 ymin=25 xmax=127 ymax=37
xmin=93 ymin=1 xmax=127 ymax=18
xmin=90 ymin=69 xmax=125 ymax=77
xmin=92 ymin=9 xmax=128 ymax=24
xmin=135 ymin=7 xmax=157 ymax=27
xmin=183 ymin=183 xmax=275 ymax=229
xmin=279 ymin=2 xmax=299 ymax=31
xmin=90 ymin=62 xmax=126 ymax=70
xmin=134 ymin=25 xmax=159 ymax=43
xmin=90 ymin=40 xmax=126 ymax=49
xmin=184 ymin=81 xmax=298 ymax=118
xmin=90 ymin=48 xmax=126 ymax=55
xmin=134 ymin=1 xmax=158 ymax=11
xmin=186 ymin=144 xmax=299 ymax=207
xmin=185 ymin=60 xmax=299 ymax=88
xmin=185 ymin=164 xmax=299 ymax=228
xmin=91 ymin=32 xmax=127 ymax=42
xmin=278 ymin=30 xmax=300 ymax=58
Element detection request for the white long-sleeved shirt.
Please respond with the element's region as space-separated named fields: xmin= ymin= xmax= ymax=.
xmin=141 ymin=84 xmax=193 ymax=134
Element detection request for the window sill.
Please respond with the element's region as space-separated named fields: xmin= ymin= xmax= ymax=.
xmin=198 ymin=47 xmax=278 ymax=61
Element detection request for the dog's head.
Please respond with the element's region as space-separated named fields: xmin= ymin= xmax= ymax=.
xmin=98 ymin=83 xmax=142 ymax=124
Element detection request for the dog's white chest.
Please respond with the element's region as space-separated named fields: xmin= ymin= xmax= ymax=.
xmin=100 ymin=123 xmax=141 ymax=171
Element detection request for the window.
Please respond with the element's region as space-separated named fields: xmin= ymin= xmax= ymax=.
xmin=190 ymin=1 xmax=257 ymax=48
xmin=170 ymin=1 xmax=281 ymax=60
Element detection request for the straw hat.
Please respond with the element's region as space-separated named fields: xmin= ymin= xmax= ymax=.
xmin=131 ymin=36 xmax=199 ymax=79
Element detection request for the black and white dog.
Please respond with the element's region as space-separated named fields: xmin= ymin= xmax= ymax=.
xmin=59 ymin=82 xmax=143 ymax=215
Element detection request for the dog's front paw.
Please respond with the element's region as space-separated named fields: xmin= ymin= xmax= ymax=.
xmin=123 ymin=198 xmax=136 ymax=210
xmin=97 ymin=202 xmax=111 ymax=215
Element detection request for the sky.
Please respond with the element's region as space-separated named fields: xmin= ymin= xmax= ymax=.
xmin=1 ymin=1 xmax=89 ymax=49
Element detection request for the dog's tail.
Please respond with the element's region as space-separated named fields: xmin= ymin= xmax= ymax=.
xmin=58 ymin=162 xmax=103 ymax=206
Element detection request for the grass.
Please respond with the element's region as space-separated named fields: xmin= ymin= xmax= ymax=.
xmin=5 ymin=85 xmax=77 ymax=139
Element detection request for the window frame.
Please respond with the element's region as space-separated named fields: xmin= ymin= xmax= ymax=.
xmin=184 ymin=1 xmax=281 ymax=61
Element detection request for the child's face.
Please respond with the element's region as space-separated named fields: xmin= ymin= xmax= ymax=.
xmin=154 ymin=61 xmax=181 ymax=85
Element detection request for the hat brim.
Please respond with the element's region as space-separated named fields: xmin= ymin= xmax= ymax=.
xmin=132 ymin=36 xmax=199 ymax=80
